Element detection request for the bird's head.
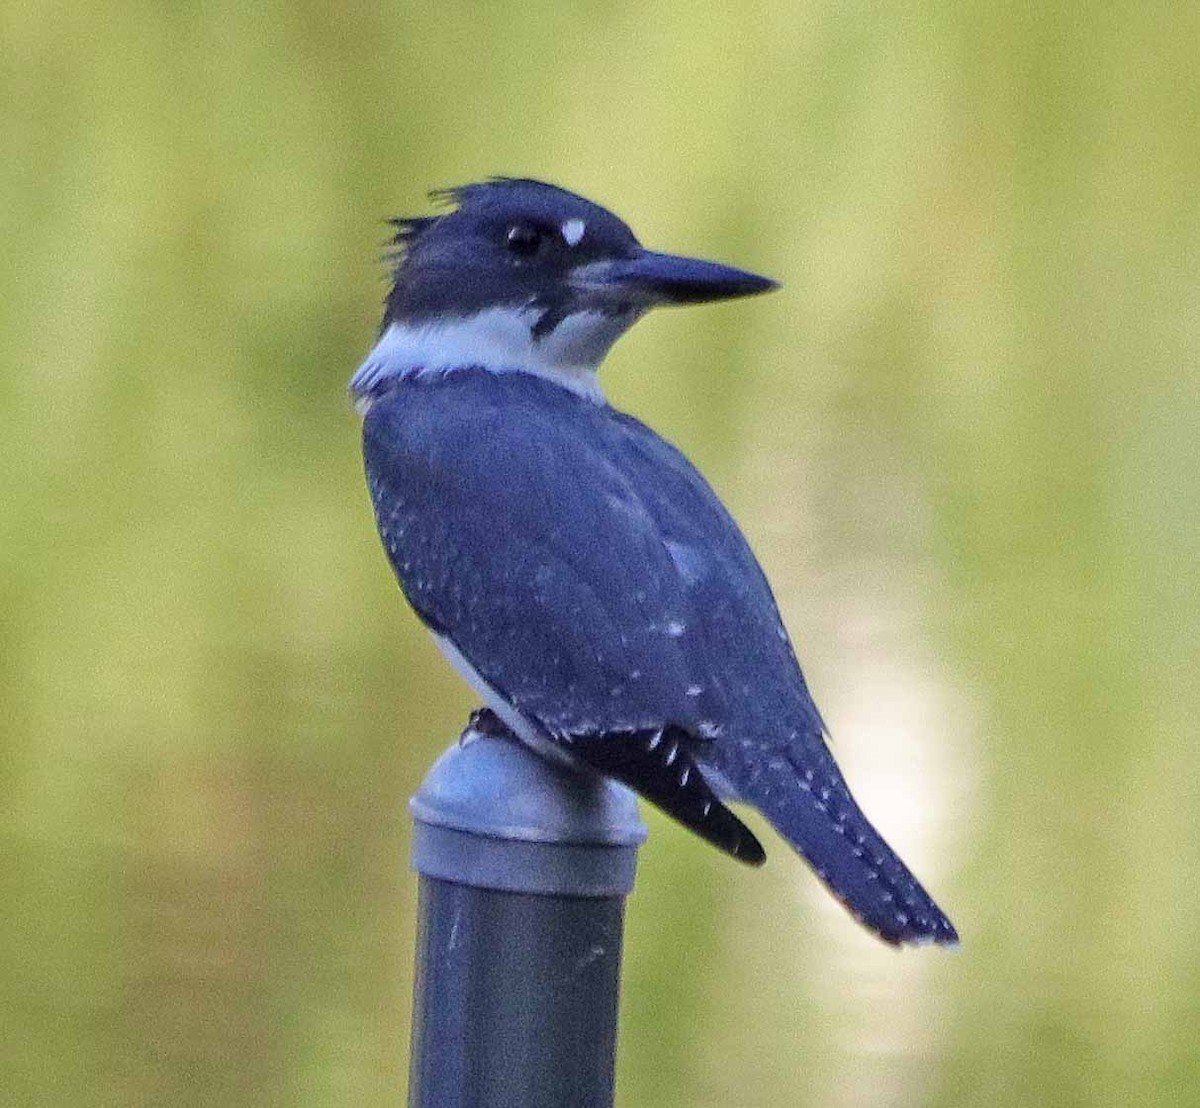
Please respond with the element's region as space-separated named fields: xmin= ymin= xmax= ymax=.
xmin=351 ymin=178 xmax=777 ymax=403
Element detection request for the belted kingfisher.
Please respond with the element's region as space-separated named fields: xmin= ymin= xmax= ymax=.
xmin=351 ymin=178 xmax=957 ymax=946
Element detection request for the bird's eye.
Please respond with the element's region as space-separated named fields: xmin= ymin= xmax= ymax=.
xmin=505 ymin=224 xmax=543 ymax=257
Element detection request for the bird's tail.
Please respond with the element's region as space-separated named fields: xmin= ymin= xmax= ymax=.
xmin=712 ymin=738 xmax=958 ymax=946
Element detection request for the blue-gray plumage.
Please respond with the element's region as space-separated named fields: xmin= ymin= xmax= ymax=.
xmin=352 ymin=178 xmax=957 ymax=946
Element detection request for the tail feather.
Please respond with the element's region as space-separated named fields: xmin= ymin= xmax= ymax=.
xmin=566 ymin=727 xmax=767 ymax=866
xmin=717 ymin=739 xmax=958 ymax=946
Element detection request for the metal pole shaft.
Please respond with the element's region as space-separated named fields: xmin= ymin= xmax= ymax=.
xmin=408 ymin=718 xmax=646 ymax=1108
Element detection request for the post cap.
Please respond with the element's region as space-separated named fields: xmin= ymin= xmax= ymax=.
xmin=410 ymin=722 xmax=648 ymax=897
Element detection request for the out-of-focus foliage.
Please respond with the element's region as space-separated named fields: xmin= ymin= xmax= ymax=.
xmin=2 ymin=2 xmax=1197 ymax=1106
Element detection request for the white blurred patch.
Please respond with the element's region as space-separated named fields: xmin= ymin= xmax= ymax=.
xmin=795 ymin=590 xmax=975 ymax=1107
xmin=735 ymin=427 xmax=978 ymax=1105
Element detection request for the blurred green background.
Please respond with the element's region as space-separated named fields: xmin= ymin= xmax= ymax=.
xmin=3 ymin=2 xmax=1198 ymax=1105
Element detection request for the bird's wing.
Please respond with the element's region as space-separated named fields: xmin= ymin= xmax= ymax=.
xmin=362 ymin=369 xmax=775 ymax=861
xmin=363 ymin=370 xmax=730 ymax=735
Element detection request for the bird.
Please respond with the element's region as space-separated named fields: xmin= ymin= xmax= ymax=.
xmin=350 ymin=177 xmax=957 ymax=947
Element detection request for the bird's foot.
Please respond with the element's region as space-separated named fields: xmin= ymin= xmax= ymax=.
xmin=464 ymin=707 xmax=513 ymax=742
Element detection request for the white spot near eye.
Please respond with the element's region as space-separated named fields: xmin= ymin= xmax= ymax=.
xmin=562 ymin=218 xmax=586 ymax=246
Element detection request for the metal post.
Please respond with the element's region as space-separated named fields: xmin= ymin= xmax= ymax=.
xmin=408 ymin=714 xmax=647 ymax=1108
